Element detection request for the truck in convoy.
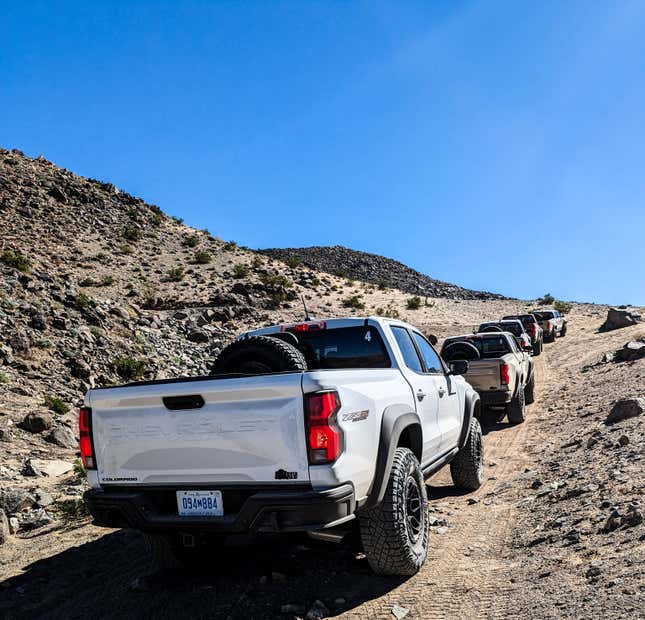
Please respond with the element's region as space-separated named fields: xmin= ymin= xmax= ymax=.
xmin=501 ymin=314 xmax=544 ymax=356
xmin=530 ymin=310 xmax=567 ymax=342
xmin=440 ymin=331 xmax=534 ymax=424
xmin=81 ymin=317 xmax=484 ymax=576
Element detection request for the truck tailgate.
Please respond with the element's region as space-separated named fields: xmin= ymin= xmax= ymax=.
xmin=88 ymin=374 xmax=309 ymax=486
xmin=463 ymin=360 xmax=503 ymax=392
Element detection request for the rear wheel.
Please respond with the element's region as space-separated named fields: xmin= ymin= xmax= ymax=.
xmin=506 ymin=384 xmax=526 ymax=424
xmin=450 ymin=418 xmax=484 ymax=491
xmin=532 ymin=339 xmax=541 ymax=356
xmin=359 ymin=448 xmax=429 ymax=576
xmin=560 ymin=324 xmax=567 ymax=337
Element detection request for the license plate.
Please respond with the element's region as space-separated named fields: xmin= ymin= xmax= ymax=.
xmin=176 ymin=490 xmax=224 ymax=517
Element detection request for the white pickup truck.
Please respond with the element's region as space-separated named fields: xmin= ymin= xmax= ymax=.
xmin=82 ymin=317 xmax=483 ymax=576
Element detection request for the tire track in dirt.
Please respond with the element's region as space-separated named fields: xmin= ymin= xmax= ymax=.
xmin=340 ymin=352 xmax=550 ymax=619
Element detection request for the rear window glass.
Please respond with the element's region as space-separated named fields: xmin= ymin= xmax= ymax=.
xmin=442 ymin=335 xmax=511 ymax=359
xmin=532 ymin=311 xmax=554 ymax=321
xmin=479 ymin=321 xmax=523 ymax=337
xmin=503 ymin=314 xmax=536 ymax=325
xmin=294 ymin=326 xmax=391 ymax=370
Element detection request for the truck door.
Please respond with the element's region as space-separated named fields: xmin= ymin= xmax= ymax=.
xmin=411 ymin=331 xmax=462 ymax=453
xmin=390 ymin=326 xmax=442 ymax=461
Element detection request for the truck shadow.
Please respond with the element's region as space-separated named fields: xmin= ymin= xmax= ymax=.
xmin=0 ymin=527 xmax=406 ymax=619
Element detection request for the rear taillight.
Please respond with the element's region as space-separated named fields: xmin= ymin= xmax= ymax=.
xmin=281 ymin=320 xmax=327 ymax=333
xmin=500 ymin=363 xmax=511 ymax=385
xmin=79 ymin=406 xmax=96 ymax=469
xmin=305 ymin=391 xmax=342 ymax=464
xmin=531 ymin=324 xmax=538 ymax=337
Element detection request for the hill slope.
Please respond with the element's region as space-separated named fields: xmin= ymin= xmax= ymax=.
xmin=259 ymin=245 xmax=506 ymax=300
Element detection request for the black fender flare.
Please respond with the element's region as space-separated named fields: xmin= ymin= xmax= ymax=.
xmin=457 ymin=389 xmax=480 ymax=450
xmin=360 ymin=405 xmax=422 ymax=511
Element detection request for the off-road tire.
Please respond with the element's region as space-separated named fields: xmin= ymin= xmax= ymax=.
xmin=442 ymin=341 xmax=481 ymax=362
xmin=532 ymin=339 xmax=541 ymax=356
xmin=560 ymin=324 xmax=567 ymax=337
xmin=450 ymin=417 xmax=484 ymax=491
xmin=524 ymin=373 xmax=535 ymax=405
xmin=211 ymin=335 xmax=307 ymax=375
xmin=359 ymin=448 xmax=429 ymax=576
xmin=506 ymin=383 xmax=526 ymax=424
xmin=545 ymin=330 xmax=556 ymax=343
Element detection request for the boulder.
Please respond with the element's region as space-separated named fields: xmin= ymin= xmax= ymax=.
xmin=614 ymin=339 xmax=645 ymax=362
xmin=26 ymin=459 xmax=74 ymax=477
xmin=0 ymin=488 xmax=36 ymax=513
xmin=46 ymin=425 xmax=77 ymax=449
xmin=20 ymin=411 xmax=53 ymax=434
xmin=605 ymin=398 xmax=645 ymax=425
xmin=599 ymin=308 xmax=642 ymax=332
xmin=187 ymin=329 xmax=209 ymax=343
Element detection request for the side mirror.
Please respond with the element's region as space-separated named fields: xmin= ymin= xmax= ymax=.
xmin=449 ymin=360 xmax=469 ymax=375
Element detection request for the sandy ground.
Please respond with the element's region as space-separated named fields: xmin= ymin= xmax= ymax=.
xmin=1 ymin=303 xmax=643 ymax=619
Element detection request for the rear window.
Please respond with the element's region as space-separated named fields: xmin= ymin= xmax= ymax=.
xmin=294 ymin=326 xmax=391 ymax=370
xmin=479 ymin=321 xmax=523 ymax=337
xmin=532 ymin=311 xmax=555 ymax=321
xmin=503 ymin=314 xmax=536 ymax=325
xmin=442 ymin=335 xmax=511 ymax=359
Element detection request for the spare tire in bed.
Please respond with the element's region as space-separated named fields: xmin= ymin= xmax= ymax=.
xmin=441 ymin=341 xmax=481 ymax=362
xmin=211 ymin=335 xmax=307 ymax=375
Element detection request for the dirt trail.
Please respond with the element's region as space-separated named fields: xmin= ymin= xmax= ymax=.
xmin=2 ymin=317 xmax=638 ymax=620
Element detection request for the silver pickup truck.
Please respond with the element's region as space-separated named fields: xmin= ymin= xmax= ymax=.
xmin=81 ymin=317 xmax=483 ymax=576
xmin=531 ymin=310 xmax=567 ymax=342
xmin=440 ymin=332 xmax=534 ymax=424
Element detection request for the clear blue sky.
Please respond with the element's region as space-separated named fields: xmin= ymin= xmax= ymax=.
xmin=2 ymin=1 xmax=644 ymax=304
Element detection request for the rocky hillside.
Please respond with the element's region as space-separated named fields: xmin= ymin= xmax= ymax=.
xmin=259 ymin=245 xmax=506 ymax=300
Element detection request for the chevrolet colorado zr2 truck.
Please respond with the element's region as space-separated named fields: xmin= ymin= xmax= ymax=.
xmin=82 ymin=317 xmax=484 ymax=576
xmin=501 ymin=314 xmax=544 ymax=356
xmin=440 ymin=331 xmax=534 ymax=424
xmin=530 ymin=309 xmax=567 ymax=342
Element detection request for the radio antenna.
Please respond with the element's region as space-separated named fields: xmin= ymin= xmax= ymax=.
xmin=301 ymin=295 xmax=311 ymax=321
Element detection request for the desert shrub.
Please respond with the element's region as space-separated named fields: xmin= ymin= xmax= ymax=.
xmin=260 ymin=273 xmax=293 ymax=289
xmin=376 ymin=279 xmax=390 ymax=291
xmin=100 ymin=275 xmax=114 ymax=286
xmin=73 ymin=458 xmax=87 ymax=479
xmin=150 ymin=206 xmax=164 ymax=226
xmin=251 ymin=256 xmax=263 ymax=269
xmin=114 ymin=357 xmax=146 ymax=381
xmin=538 ymin=293 xmax=555 ymax=305
xmin=223 ymin=241 xmax=237 ymax=252
xmin=343 ymin=295 xmax=365 ymax=310
xmin=0 ymin=371 xmax=9 ymax=383
xmin=183 ymin=234 xmax=199 ymax=248
xmin=75 ymin=293 xmax=93 ymax=309
xmin=123 ymin=224 xmax=142 ymax=242
xmin=311 ymin=277 xmax=321 ymax=287
xmin=334 ymin=269 xmax=349 ymax=278
xmin=407 ymin=296 xmax=422 ymax=310
xmin=284 ymin=256 xmax=300 ymax=268
xmin=1 ymin=249 xmax=31 ymax=272
xmin=172 ymin=216 xmax=184 ymax=224
xmin=168 ymin=266 xmax=185 ymax=282
xmin=56 ymin=497 xmax=88 ymax=521
xmin=232 ymin=263 xmax=250 ymax=279
xmin=194 ymin=250 xmax=212 ymax=264
xmin=554 ymin=300 xmax=573 ymax=314
xmin=119 ymin=244 xmax=134 ymax=255
xmin=44 ymin=395 xmax=69 ymax=415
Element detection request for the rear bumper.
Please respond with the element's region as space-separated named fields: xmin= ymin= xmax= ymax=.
xmin=84 ymin=483 xmax=356 ymax=534
xmin=479 ymin=390 xmax=511 ymax=406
